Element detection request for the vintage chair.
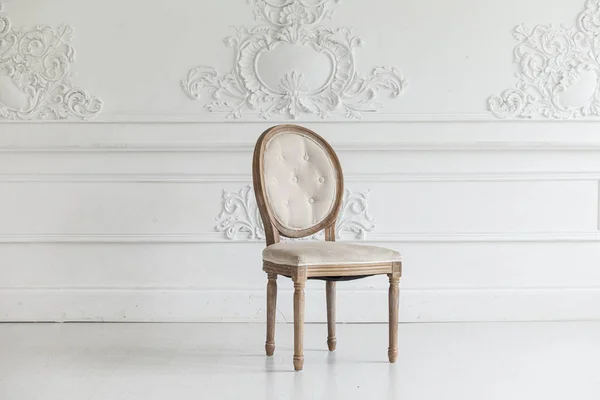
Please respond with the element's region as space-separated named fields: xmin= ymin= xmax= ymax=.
xmin=252 ymin=124 xmax=402 ymax=371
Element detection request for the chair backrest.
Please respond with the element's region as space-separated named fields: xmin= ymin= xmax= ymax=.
xmin=252 ymin=124 xmax=344 ymax=244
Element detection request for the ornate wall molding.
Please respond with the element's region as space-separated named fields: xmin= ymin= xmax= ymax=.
xmin=489 ymin=0 xmax=600 ymax=119
xmin=215 ymin=184 xmax=375 ymax=240
xmin=181 ymin=0 xmax=407 ymax=120
xmin=0 ymin=2 xmax=102 ymax=120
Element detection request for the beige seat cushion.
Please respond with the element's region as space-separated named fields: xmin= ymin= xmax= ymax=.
xmin=263 ymin=242 xmax=401 ymax=267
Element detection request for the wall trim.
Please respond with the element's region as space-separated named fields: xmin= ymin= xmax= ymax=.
xmin=1 ymin=232 xmax=599 ymax=244
xmin=5 ymin=113 xmax=600 ymax=124
xmin=1 ymin=172 xmax=600 ymax=183
xmin=1 ymin=287 xmax=598 ymax=322
xmin=4 ymin=141 xmax=600 ymax=153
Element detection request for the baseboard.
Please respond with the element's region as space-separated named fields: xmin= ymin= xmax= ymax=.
xmin=1 ymin=287 xmax=598 ymax=323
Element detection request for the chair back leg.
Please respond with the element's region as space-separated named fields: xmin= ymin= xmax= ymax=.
xmin=388 ymin=270 xmax=400 ymax=363
xmin=326 ymin=281 xmax=337 ymax=351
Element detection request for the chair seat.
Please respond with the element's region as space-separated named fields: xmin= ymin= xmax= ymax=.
xmin=263 ymin=242 xmax=401 ymax=267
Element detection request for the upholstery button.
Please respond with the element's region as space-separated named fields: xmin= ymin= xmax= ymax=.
xmin=308 ymin=198 xmax=315 ymax=204
xmin=272 ymin=178 xmax=277 ymax=183
xmin=318 ymin=177 xmax=325 ymax=183
xmin=303 ymin=154 xmax=309 ymax=161
xmin=292 ymin=177 xmax=298 ymax=183
xmin=284 ymin=200 xmax=289 ymax=206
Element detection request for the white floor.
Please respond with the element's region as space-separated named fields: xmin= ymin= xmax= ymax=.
xmin=0 ymin=322 xmax=598 ymax=400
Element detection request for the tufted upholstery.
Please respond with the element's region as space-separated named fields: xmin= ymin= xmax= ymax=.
xmin=262 ymin=132 xmax=338 ymax=232
xmin=263 ymin=242 xmax=402 ymax=267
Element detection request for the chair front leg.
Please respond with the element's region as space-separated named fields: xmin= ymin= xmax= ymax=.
xmin=326 ymin=281 xmax=337 ymax=351
xmin=293 ymin=269 xmax=307 ymax=371
xmin=265 ymin=273 xmax=277 ymax=356
xmin=388 ymin=271 xmax=400 ymax=363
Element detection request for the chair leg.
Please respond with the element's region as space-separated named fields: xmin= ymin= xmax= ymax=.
xmin=388 ymin=273 xmax=400 ymax=363
xmin=326 ymin=281 xmax=337 ymax=351
xmin=265 ymin=273 xmax=277 ymax=356
xmin=293 ymin=273 xmax=306 ymax=371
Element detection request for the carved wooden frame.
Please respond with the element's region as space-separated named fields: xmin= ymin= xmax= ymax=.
xmin=252 ymin=124 xmax=402 ymax=371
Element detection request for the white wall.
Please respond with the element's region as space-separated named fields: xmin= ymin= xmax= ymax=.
xmin=1 ymin=0 xmax=599 ymax=322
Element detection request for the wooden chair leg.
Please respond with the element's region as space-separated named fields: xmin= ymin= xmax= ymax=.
xmin=326 ymin=281 xmax=337 ymax=351
xmin=265 ymin=273 xmax=277 ymax=356
xmin=293 ymin=271 xmax=306 ymax=371
xmin=388 ymin=273 xmax=400 ymax=363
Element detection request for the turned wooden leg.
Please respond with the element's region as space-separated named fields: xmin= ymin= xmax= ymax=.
xmin=326 ymin=281 xmax=337 ymax=351
xmin=388 ymin=273 xmax=400 ymax=363
xmin=265 ymin=273 xmax=277 ymax=356
xmin=293 ymin=271 xmax=306 ymax=371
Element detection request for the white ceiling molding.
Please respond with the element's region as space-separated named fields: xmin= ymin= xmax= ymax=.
xmin=215 ymin=184 xmax=375 ymax=240
xmin=489 ymin=0 xmax=600 ymax=119
xmin=0 ymin=2 xmax=102 ymax=120
xmin=181 ymin=0 xmax=407 ymax=120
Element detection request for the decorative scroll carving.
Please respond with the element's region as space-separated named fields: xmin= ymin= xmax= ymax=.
xmin=0 ymin=2 xmax=102 ymax=120
xmin=215 ymin=185 xmax=375 ymax=240
xmin=490 ymin=0 xmax=600 ymax=119
xmin=182 ymin=0 xmax=407 ymax=120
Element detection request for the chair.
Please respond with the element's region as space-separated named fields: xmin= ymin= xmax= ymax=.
xmin=252 ymin=124 xmax=402 ymax=371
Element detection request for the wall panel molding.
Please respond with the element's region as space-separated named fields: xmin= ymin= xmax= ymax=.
xmin=1 ymin=172 xmax=600 ymax=183
xmin=5 ymin=141 xmax=600 ymax=153
xmin=1 ymin=232 xmax=599 ymax=244
xmin=2 ymin=0 xmax=600 ymax=323
xmin=4 ymin=113 xmax=600 ymax=123
xmin=0 ymin=2 xmax=102 ymax=120
xmin=598 ymin=180 xmax=600 ymax=230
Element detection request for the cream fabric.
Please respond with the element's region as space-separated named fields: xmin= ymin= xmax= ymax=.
xmin=263 ymin=132 xmax=337 ymax=231
xmin=263 ymin=242 xmax=401 ymax=267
